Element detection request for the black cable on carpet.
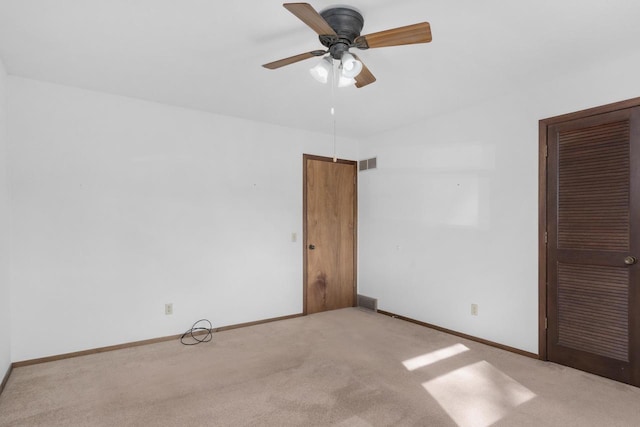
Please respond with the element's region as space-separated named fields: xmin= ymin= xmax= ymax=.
xmin=180 ymin=319 xmax=213 ymax=345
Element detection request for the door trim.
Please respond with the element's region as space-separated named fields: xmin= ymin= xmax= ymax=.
xmin=539 ymin=96 xmax=640 ymax=361
xmin=302 ymin=154 xmax=358 ymax=315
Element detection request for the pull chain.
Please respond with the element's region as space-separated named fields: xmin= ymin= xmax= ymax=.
xmin=332 ymin=59 xmax=338 ymax=162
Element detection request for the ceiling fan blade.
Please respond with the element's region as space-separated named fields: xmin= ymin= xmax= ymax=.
xmin=353 ymin=55 xmax=376 ymax=88
xmin=263 ymin=50 xmax=325 ymax=69
xmin=355 ymin=22 xmax=432 ymax=49
xmin=283 ymin=3 xmax=337 ymax=36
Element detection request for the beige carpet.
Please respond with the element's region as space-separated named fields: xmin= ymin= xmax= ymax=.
xmin=1 ymin=308 xmax=639 ymax=426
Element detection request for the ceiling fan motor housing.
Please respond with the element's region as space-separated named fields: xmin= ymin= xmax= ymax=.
xmin=319 ymin=7 xmax=364 ymax=59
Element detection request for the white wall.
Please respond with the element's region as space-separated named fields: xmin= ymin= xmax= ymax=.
xmin=358 ymin=49 xmax=640 ymax=354
xmin=0 ymin=59 xmax=11 ymax=375
xmin=8 ymin=49 xmax=640 ymax=363
xmin=8 ymin=77 xmax=358 ymax=361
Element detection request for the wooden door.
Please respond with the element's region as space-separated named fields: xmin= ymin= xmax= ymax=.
xmin=545 ymin=106 xmax=640 ymax=385
xmin=303 ymin=154 xmax=357 ymax=314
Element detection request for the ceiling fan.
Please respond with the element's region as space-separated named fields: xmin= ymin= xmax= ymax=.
xmin=262 ymin=3 xmax=432 ymax=88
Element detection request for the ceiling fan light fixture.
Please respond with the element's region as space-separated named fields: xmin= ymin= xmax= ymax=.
xmin=340 ymin=52 xmax=363 ymax=78
xmin=338 ymin=76 xmax=356 ymax=88
xmin=309 ymin=57 xmax=333 ymax=84
xmin=263 ymin=4 xmax=433 ymax=88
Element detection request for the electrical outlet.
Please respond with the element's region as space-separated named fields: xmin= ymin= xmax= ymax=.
xmin=165 ymin=303 xmax=173 ymax=315
xmin=471 ymin=304 xmax=478 ymax=316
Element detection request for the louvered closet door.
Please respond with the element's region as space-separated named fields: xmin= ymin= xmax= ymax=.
xmin=547 ymin=107 xmax=640 ymax=385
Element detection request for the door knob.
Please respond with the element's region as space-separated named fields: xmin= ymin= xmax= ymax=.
xmin=309 ymin=244 xmax=316 ymax=250
xmin=624 ymin=256 xmax=637 ymax=265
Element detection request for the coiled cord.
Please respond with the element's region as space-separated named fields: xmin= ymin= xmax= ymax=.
xmin=180 ymin=319 xmax=213 ymax=345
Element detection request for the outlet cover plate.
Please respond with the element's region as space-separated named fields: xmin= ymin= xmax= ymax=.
xmin=471 ymin=304 xmax=478 ymax=316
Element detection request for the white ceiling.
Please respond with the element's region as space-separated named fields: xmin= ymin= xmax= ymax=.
xmin=1 ymin=0 xmax=639 ymax=138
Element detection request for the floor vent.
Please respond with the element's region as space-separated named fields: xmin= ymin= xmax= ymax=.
xmin=357 ymin=294 xmax=378 ymax=312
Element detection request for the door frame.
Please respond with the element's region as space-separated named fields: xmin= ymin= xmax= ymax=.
xmin=539 ymin=96 xmax=640 ymax=361
xmin=302 ymin=154 xmax=358 ymax=315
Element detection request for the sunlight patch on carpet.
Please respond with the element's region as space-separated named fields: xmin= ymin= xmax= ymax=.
xmin=422 ymin=360 xmax=536 ymax=427
xmin=402 ymin=344 xmax=470 ymax=371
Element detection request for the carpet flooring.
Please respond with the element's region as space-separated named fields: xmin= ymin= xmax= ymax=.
xmin=1 ymin=308 xmax=639 ymax=426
